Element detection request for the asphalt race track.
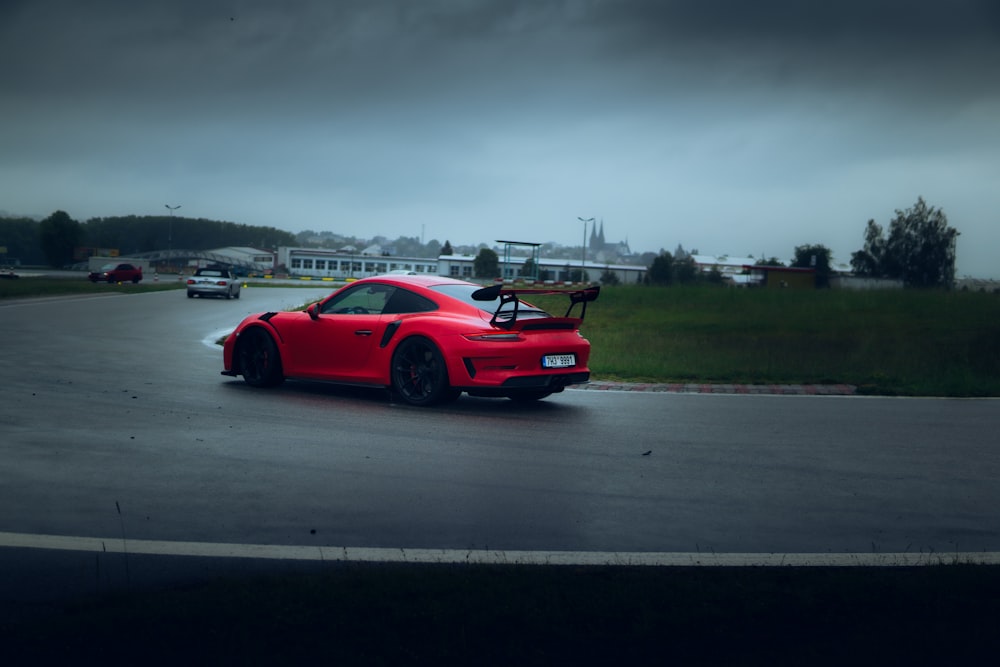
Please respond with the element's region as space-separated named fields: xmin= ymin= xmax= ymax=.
xmin=2 ymin=284 xmax=1000 ymax=607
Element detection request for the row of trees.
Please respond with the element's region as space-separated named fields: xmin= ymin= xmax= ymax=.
xmin=1 ymin=212 xmax=298 ymax=267
xmin=644 ymin=197 xmax=959 ymax=288
xmin=849 ymin=197 xmax=959 ymax=288
xmin=4 ymin=198 xmax=958 ymax=288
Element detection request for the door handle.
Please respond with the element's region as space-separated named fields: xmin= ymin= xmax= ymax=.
xmin=354 ymin=330 xmax=373 ymax=336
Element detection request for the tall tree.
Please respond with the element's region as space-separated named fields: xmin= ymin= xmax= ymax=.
xmin=791 ymin=244 xmax=832 ymax=288
xmin=39 ymin=210 xmax=82 ymax=267
xmin=441 ymin=240 xmax=453 ymax=256
xmin=850 ymin=197 xmax=959 ymax=287
xmin=0 ymin=217 xmax=45 ymax=265
xmin=849 ymin=219 xmax=886 ymax=278
xmin=674 ymin=255 xmax=698 ymax=284
xmin=473 ymin=247 xmax=499 ymax=278
xmin=645 ymin=251 xmax=673 ymax=285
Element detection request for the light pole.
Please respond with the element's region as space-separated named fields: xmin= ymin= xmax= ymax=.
xmin=164 ymin=205 xmax=180 ymax=255
xmin=577 ymin=217 xmax=594 ymax=282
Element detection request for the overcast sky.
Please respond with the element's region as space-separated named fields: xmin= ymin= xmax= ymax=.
xmin=2 ymin=0 xmax=998 ymax=276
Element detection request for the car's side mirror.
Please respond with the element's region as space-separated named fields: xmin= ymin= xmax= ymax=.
xmin=307 ymin=303 xmax=320 ymax=321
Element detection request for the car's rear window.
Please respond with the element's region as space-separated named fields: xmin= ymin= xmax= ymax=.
xmin=428 ymin=284 xmax=550 ymax=318
xmin=196 ymin=270 xmax=223 ymax=277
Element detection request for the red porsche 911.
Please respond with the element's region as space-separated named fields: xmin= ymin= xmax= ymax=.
xmin=221 ymin=275 xmax=599 ymax=406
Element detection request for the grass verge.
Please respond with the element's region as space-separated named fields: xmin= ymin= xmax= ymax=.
xmin=533 ymin=285 xmax=1000 ymax=396
xmin=0 ymin=276 xmax=184 ymax=298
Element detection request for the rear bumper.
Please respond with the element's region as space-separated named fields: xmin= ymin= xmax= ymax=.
xmin=456 ymin=371 xmax=589 ymax=396
xmin=500 ymin=371 xmax=590 ymax=389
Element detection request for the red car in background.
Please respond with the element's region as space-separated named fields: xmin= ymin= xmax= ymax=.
xmin=88 ymin=262 xmax=143 ymax=283
xmin=221 ymin=275 xmax=599 ymax=406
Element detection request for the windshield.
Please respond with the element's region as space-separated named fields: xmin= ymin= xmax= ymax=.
xmin=428 ymin=284 xmax=550 ymax=318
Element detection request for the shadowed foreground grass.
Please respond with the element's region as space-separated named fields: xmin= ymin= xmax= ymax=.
xmin=7 ymin=563 xmax=1000 ymax=664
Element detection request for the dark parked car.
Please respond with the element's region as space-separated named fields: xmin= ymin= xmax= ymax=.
xmin=88 ymin=263 xmax=143 ymax=283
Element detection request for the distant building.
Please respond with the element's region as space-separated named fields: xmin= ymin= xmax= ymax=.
xmin=588 ymin=220 xmax=631 ymax=261
xmin=438 ymin=254 xmax=644 ymax=284
xmin=200 ymin=247 xmax=275 ymax=273
xmin=273 ymin=246 xmax=645 ymax=284
xmin=275 ymin=247 xmax=437 ymax=279
xmin=744 ymin=265 xmax=817 ymax=289
xmin=690 ymin=254 xmax=758 ymax=285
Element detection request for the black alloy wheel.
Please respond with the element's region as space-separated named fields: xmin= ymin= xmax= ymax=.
xmin=391 ymin=336 xmax=454 ymax=406
xmin=237 ymin=328 xmax=284 ymax=387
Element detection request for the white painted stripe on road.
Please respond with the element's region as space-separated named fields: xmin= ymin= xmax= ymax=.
xmin=2 ymin=531 xmax=998 ymax=566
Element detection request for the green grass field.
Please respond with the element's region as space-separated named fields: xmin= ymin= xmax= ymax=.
xmin=533 ymin=285 xmax=1000 ymax=396
xmin=0 ymin=276 xmax=184 ymax=298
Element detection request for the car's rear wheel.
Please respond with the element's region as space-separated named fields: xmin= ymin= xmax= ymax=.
xmin=391 ymin=336 xmax=453 ymax=406
xmin=237 ymin=328 xmax=284 ymax=387
xmin=131 ymin=276 xmax=140 ymax=284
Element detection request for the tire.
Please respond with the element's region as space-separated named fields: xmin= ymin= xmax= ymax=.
xmin=107 ymin=275 xmax=116 ymax=283
xmin=132 ymin=276 xmax=140 ymax=284
xmin=187 ymin=291 xmax=194 ymax=298
xmin=234 ymin=290 xmax=240 ymax=299
xmin=236 ymin=328 xmax=284 ymax=387
xmin=391 ymin=336 xmax=452 ymax=406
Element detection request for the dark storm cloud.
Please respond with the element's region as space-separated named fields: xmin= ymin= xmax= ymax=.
xmin=2 ymin=1 xmax=999 ymax=277
xmin=4 ymin=0 xmax=997 ymax=111
xmin=584 ymin=0 xmax=1000 ymax=98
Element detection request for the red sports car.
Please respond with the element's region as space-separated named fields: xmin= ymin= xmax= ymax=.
xmin=221 ymin=275 xmax=599 ymax=406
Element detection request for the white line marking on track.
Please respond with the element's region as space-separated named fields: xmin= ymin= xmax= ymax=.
xmin=2 ymin=531 xmax=998 ymax=566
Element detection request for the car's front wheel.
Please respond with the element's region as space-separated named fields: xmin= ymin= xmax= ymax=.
xmin=391 ymin=336 xmax=453 ymax=406
xmin=237 ymin=328 xmax=284 ymax=387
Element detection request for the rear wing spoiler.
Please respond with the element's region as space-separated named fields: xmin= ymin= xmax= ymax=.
xmin=471 ymin=284 xmax=600 ymax=329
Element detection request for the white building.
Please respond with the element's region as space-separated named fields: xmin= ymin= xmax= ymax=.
xmin=275 ymin=247 xmax=438 ymax=279
xmin=273 ymin=247 xmax=647 ymax=284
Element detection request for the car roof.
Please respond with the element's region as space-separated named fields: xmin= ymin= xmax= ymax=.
xmin=359 ymin=274 xmax=479 ymax=289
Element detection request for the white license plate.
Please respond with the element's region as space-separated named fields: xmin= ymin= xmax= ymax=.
xmin=542 ymin=354 xmax=576 ymax=368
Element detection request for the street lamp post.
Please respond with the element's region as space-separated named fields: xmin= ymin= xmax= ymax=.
xmin=577 ymin=217 xmax=594 ymax=282
xmin=164 ymin=205 xmax=180 ymax=256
